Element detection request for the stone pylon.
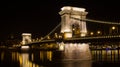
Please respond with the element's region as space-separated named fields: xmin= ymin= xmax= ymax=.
xmin=59 ymin=6 xmax=88 ymax=38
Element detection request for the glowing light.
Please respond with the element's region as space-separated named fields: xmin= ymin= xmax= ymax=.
xmin=21 ymin=46 xmax=29 ymax=49
xmin=97 ymin=31 xmax=101 ymax=34
xmin=90 ymin=32 xmax=94 ymax=35
xmin=63 ymin=43 xmax=91 ymax=60
xmin=80 ymin=31 xmax=87 ymax=37
xmin=61 ymin=6 xmax=85 ymax=12
xmin=72 ymin=7 xmax=85 ymax=12
xmin=59 ymin=42 xmax=65 ymax=51
xmin=47 ymin=51 xmax=52 ymax=61
xmin=31 ymin=53 xmax=34 ymax=61
xmin=81 ymin=33 xmax=86 ymax=37
xmin=22 ymin=33 xmax=31 ymax=36
xmin=112 ymin=26 xmax=116 ymax=30
xmin=72 ymin=28 xmax=75 ymax=31
xmin=1 ymin=52 xmax=4 ymax=61
xmin=64 ymin=32 xmax=72 ymax=38
xmin=61 ymin=6 xmax=71 ymax=11
xmin=64 ymin=29 xmax=71 ymax=32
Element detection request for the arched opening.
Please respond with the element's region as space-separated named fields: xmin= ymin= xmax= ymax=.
xmin=72 ymin=23 xmax=80 ymax=37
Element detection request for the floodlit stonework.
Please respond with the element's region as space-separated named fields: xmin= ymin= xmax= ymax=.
xmin=22 ymin=33 xmax=32 ymax=45
xmin=59 ymin=6 xmax=88 ymax=38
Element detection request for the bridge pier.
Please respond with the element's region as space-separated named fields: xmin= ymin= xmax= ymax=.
xmin=58 ymin=42 xmax=92 ymax=60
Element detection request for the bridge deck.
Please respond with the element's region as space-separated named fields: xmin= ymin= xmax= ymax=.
xmin=25 ymin=35 xmax=120 ymax=45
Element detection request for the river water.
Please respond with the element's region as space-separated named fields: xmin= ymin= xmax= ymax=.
xmin=0 ymin=42 xmax=120 ymax=67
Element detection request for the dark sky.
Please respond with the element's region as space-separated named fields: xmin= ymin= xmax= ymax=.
xmin=0 ymin=0 xmax=120 ymax=40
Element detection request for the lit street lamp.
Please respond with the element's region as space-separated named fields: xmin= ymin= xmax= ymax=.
xmin=90 ymin=32 xmax=94 ymax=36
xmin=97 ymin=30 xmax=101 ymax=35
xmin=112 ymin=26 xmax=116 ymax=30
xmin=110 ymin=26 xmax=118 ymax=35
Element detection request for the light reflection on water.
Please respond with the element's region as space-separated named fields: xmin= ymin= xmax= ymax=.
xmin=91 ymin=49 xmax=120 ymax=62
xmin=0 ymin=42 xmax=120 ymax=67
xmin=63 ymin=43 xmax=91 ymax=60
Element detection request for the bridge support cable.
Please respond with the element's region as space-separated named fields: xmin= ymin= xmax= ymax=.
xmin=71 ymin=17 xmax=120 ymax=25
xmin=40 ymin=23 xmax=61 ymax=41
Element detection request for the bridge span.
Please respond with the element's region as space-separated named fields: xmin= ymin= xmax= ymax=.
xmin=25 ymin=35 xmax=120 ymax=45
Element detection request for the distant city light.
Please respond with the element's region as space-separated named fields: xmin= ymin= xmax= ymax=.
xmin=81 ymin=33 xmax=86 ymax=37
xmin=112 ymin=26 xmax=116 ymax=30
xmin=90 ymin=32 xmax=94 ymax=35
xmin=97 ymin=31 xmax=101 ymax=34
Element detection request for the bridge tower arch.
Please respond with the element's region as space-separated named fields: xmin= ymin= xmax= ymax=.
xmin=22 ymin=33 xmax=32 ymax=45
xmin=59 ymin=6 xmax=88 ymax=38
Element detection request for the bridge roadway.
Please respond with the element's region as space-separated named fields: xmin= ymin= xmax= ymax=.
xmin=25 ymin=35 xmax=120 ymax=45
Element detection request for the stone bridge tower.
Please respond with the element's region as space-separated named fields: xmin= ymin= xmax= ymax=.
xmin=59 ymin=6 xmax=88 ymax=38
xmin=22 ymin=33 xmax=32 ymax=45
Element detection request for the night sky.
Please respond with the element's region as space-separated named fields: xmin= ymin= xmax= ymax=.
xmin=0 ymin=0 xmax=120 ymax=40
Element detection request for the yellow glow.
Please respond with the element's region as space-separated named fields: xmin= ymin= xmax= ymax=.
xmin=40 ymin=51 xmax=44 ymax=61
xmin=1 ymin=52 xmax=4 ymax=61
xmin=81 ymin=33 xmax=86 ymax=37
xmin=61 ymin=6 xmax=85 ymax=12
xmin=22 ymin=33 xmax=31 ymax=36
xmin=31 ymin=53 xmax=34 ymax=61
xmin=80 ymin=31 xmax=87 ymax=37
xmin=47 ymin=36 xmax=50 ymax=39
xmin=47 ymin=51 xmax=52 ymax=61
xmin=12 ymin=52 xmax=40 ymax=67
xmin=12 ymin=52 xmax=16 ymax=61
xmin=64 ymin=32 xmax=72 ymax=38
xmin=72 ymin=28 xmax=75 ymax=31
xmin=64 ymin=29 xmax=71 ymax=32
xmin=81 ymin=31 xmax=87 ymax=34
xmin=59 ymin=45 xmax=64 ymax=51
xmin=97 ymin=31 xmax=101 ymax=34
xmin=61 ymin=6 xmax=71 ymax=11
xmin=19 ymin=55 xmax=23 ymax=66
xmin=58 ymin=35 xmax=62 ymax=38
xmin=63 ymin=43 xmax=91 ymax=60
xmin=112 ymin=26 xmax=116 ymax=30
xmin=90 ymin=32 xmax=94 ymax=35
xmin=59 ymin=43 xmax=65 ymax=51
xmin=73 ymin=7 xmax=85 ymax=12
xmin=21 ymin=46 xmax=29 ymax=49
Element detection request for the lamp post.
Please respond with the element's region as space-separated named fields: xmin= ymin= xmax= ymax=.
xmin=97 ymin=30 xmax=101 ymax=36
xmin=90 ymin=32 xmax=94 ymax=36
xmin=110 ymin=26 xmax=118 ymax=35
xmin=112 ymin=26 xmax=116 ymax=30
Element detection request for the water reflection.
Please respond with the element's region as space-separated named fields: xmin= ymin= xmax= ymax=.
xmin=0 ymin=50 xmax=40 ymax=67
xmin=50 ymin=60 xmax=92 ymax=67
xmin=0 ymin=42 xmax=120 ymax=67
xmin=63 ymin=43 xmax=91 ymax=60
xmin=91 ymin=49 xmax=120 ymax=62
xmin=0 ymin=49 xmax=92 ymax=67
